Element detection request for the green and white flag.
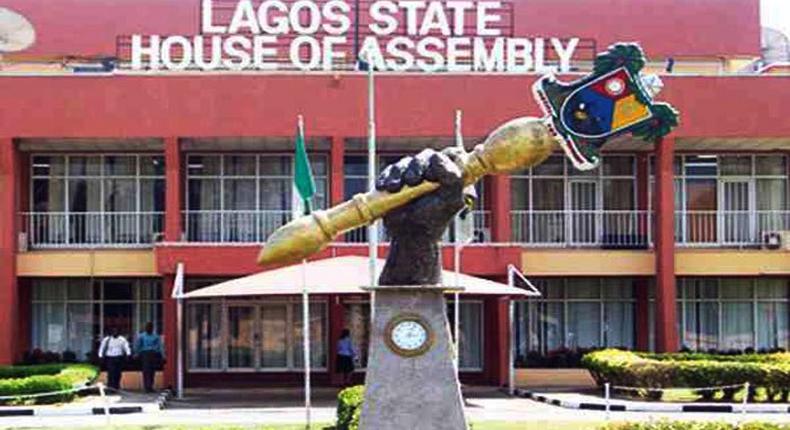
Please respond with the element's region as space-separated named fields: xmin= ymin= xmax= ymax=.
xmin=292 ymin=115 xmax=316 ymax=218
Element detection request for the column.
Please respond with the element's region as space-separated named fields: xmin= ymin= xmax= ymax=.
xmin=634 ymin=154 xmax=651 ymax=350
xmin=0 ymin=138 xmax=19 ymax=364
xmin=162 ymin=274 xmax=178 ymax=389
xmin=490 ymin=175 xmax=512 ymax=243
xmin=330 ymin=136 xmax=345 ymax=206
xmin=164 ymin=137 xmax=182 ymax=242
xmin=654 ymin=137 xmax=679 ymax=352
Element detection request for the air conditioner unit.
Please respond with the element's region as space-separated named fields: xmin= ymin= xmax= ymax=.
xmin=762 ymin=231 xmax=790 ymax=250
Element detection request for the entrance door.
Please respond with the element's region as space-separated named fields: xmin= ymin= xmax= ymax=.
xmin=258 ymin=303 xmax=289 ymax=369
xmin=227 ymin=305 xmax=257 ymax=369
xmin=569 ymin=181 xmax=598 ymax=245
xmin=721 ymin=180 xmax=753 ymax=244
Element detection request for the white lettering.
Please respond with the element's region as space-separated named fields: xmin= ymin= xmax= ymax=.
xmin=446 ymin=37 xmax=471 ymax=72
xmin=131 ymin=35 xmax=160 ymax=70
xmin=253 ymin=35 xmax=279 ymax=70
xmin=506 ymin=38 xmax=531 ymax=73
xmin=194 ymin=35 xmax=223 ymax=70
xmin=258 ymin=0 xmax=289 ymax=34
xmin=322 ymin=0 xmax=351 ymax=35
xmin=472 ymin=37 xmax=504 ymax=72
xmin=369 ymin=1 xmax=398 ymax=36
xmin=323 ymin=36 xmax=346 ymax=70
xmin=419 ymin=2 xmax=451 ymax=36
xmin=445 ymin=1 xmax=473 ymax=35
xmin=161 ymin=36 xmax=193 ymax=70
xmin=476 ymin=1 xmax=501 ymax=36
xmin=386 ymin=36 xmax=416 ymax=71
xmin=552 ymin=37 xmax=579 ymax=73
xmin=228 ymin=0 xmax=260 ymax=34
xmin=400 ymin=1 xmax=426 ymax=35
xmin=290 ymin=36 xmax=321 ymax=70
xmin=415 ymin=37 xmax=444 ymax=72
xmin=359 ymin=36 xmax=386 ymax=70
xmin=222 ymin=35 xmax=252 ymax=70
xmin=290 ymin=0 xmax=322 ymax=34
xmin=201 ymin=0 xmax=227 ymax=34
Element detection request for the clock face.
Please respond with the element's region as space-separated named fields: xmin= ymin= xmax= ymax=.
xmin=385 ymin=314 xmax=433 ymax=357
xmin=391 ymin=320 xmax=428 ymax=351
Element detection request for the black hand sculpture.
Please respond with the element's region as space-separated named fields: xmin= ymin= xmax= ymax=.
xmin=376 ymin=148 xmax=467 ymax=286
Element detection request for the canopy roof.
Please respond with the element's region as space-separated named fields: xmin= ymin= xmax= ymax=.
xmin=183 ymin=256 xmax=528 ymax=298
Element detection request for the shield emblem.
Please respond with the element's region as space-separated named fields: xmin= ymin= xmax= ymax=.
xmin=532 ymin=43 xmax=679 ymax=171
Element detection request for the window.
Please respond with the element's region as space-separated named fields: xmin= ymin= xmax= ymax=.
xmin=29 ymin=154 xmax=165 ymax=246
xmin=514 ymin=277 xmax=638 ymax=364
xmin=677 ymin=277 xmax=789 ymax=352
xmin=185 ymin=290 xmax=328 ymax=371
xmin=185 ymin=154 xmax=328 ymax=242
xmin=650 ymin=154 xmax=789 ymax=245
xmin=31 ymin=279 xmax=163 ymax=361
xmin=447 ymin=300 xmax=484 ymax=371
xmin=510 ymin=155 xmax=639 ymax=245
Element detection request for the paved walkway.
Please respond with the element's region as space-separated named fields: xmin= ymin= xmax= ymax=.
xmin=0 ymin=387 xmax=787 ymax=428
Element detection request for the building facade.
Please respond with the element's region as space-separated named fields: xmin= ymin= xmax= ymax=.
xmin=0 ymin=0 xmax=788 ymax=388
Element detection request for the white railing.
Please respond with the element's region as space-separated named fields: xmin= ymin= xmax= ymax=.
xmin=22 ymin=212 xmax=164 ymax=248
xmin=676 ymin=210 xmax=790 ymax=246
xmin=343 ymin=210 xmax=492 ymax=244
xmin=184 ymin=210 xmax=292 ymax=243
xmin=511 ymin=210 xmax=651 ymax=248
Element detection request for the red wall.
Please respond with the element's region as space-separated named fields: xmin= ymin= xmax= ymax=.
xmin=5 ymin=0 xmax=760 ymax=59
xmin=0 ymin=75 xmax=789 ymax=140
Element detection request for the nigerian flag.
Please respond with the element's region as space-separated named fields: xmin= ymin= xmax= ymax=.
xmin=293 ymin=115 xmax=316 ymax=217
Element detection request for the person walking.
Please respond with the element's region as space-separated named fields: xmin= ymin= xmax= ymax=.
xmin=98 ymin=327 xmax=131 ymax=390
xmin=336 ymin=329 xmax=356 ymax=386
xmin=134 ymin=322 xmax=164 ymax=393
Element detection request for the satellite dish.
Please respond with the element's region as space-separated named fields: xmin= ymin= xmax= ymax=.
xmin=0 ymin=7 xmax=35 ymax=53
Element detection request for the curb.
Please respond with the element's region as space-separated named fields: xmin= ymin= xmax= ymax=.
xmin=515 ymin=389 xmax=790 ymax=414
xmin=0 ymin=390 xmax=171 ymax=417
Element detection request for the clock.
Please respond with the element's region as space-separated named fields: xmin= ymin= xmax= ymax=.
xmin=384 ymin=313 xmax=434 ymax=357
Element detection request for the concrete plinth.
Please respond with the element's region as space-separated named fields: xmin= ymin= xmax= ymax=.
xmin=359 ymin=285 xmax=467 ymax=430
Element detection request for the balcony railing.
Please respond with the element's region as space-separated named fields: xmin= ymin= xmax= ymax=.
xmin=184 ymin=210 xmax=292 ymax=243
xmin=676 ymin=210 xmax=790 ymax=247
xmin=343 ymin=210 xmax=492 ymax=244
xmin=511 ymin=210 xmax=652 ymax=248
xmin=21 ymin=212 xmax=164 ymax=248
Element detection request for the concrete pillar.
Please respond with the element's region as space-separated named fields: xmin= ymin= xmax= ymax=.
xmin=654 ymin=137 xmax=679 ymax=352
xmin=330 ymin=136 xmax=345 ymax=206
xmin=0 ymin=138 xmax=20 ymax=364
xmin=490 ymin=175 xmax=512 ymax=243
xmin=162 ymin=274 xmax=177 ymax=389
xmin=164 ymin=137 xmax=182 ymax=242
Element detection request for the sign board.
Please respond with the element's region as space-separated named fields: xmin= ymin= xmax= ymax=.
xmin=129 ymin=0 xmax=582 ymax=73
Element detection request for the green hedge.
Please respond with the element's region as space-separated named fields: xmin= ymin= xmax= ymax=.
xmin=602 ymin=421 xmax=790 ymax=430
xmin=336 ymin=385 xmax=364 ymax=430
xmin=0 ymin=364 xmax=99 ymax=405
xmin=582 ymin=350 xmax=790 ymax=402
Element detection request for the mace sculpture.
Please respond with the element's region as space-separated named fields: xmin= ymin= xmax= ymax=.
xmin=258 ymin=43 xmax=678 ymax=430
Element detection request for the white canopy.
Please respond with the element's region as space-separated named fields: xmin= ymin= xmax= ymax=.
xmin=183 ymin=256 xmax=529 ymax=298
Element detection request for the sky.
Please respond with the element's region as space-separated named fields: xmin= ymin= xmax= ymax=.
xmin=761 ymin=0 xmax=790 ymax=37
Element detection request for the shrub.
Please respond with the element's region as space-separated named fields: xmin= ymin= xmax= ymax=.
xmin=602 ymin=421 xmax=790 ymax=430
xmin=336 ymin=385 xmax=364 ymax=430
xmin=582 ymin=349 xmax=790 ymax=403
xmin=0 ymin=363 xmax=99 ymax=405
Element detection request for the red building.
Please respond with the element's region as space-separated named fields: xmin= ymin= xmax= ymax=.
xmin=0 ymin=0 xmax=788 ymax=388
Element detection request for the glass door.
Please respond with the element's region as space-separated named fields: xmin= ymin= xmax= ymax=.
xmin=569 ymin=180 xmax=598 ymax=245
xmin=227 ymin=305 xmax=257 ymax=370
xmin=259 ymin=303 xmax=289 ymax=369
xmin=720 ymin=179 xmax=753 ymax=244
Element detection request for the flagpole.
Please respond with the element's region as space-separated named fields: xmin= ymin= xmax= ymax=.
xmin=366 ymin=51 xmax=378 ymax=319
xmin=453 ymin=110 xmax=462 ymax=371
xmin=297 ymin=115 xmax=312 ymax=429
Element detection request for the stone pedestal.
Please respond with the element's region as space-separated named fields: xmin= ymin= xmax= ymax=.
xmin=359 ymin=285 xmax=467 ymax=430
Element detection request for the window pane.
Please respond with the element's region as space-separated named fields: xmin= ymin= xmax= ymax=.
xmin=720 ymin=279 xmax=753 ymax=299
xmin=757 ymin=302 xmax=789 ymax=350
xmin=755 ymin=156 xmax=786 ymax=176
xmin=68 ymin=179 xmax=102 ymax=212
xmin=66 ymin=303 xmax=94 ymax=361
xmin=683 ymin=302 xmax=718 ymax=351
xmin=540 ymin=302 xmax=564 ymax=352
xmin=343 ymin=156 xmax=367 ymax=176
xmin=721 ymin=302 xmax=753 ymax=351
xmin=720 ymin=156 xmax=752 ymax=176
xmin=756 ymin=279 xmax=788 ymax=299
xmin=187 ymin=303 xmax=223 ymax=369
xmin=756 ymin=179 xmax=787 ymax=211
xmin=604 ymin=302 xmax=634 ymax=348
xmin=532 ymin=179 xmax=564 ymax=210
xmin=104 ymin=156 xmax=136 ymax=176
xmin=567 ymin=302 xmax=600 ymax=348
xmin=32 ymin=302 xmax=66 ymax=352
xmin=103 ymin=280 xmax=134 ymax=301
xmin=224 ymin=179 xmax=256 ymax=210
xmin=140 ymin=178 xmax=165 ymax=212
xmin=603 ymin=156 xmax=634 ymax=176
xmin=259 ymin=156 xmax=291 ymax=176
xmin=602 ymin=279 xmax=634 ymax=299
xmin=567 ymin=278 xmax=599 ymax=299
xmin=33 ymin=178 xmax=65 ymax=212
xmin=343 ymin=302 xmax=370 ymax=368
xmin=33 ymin=280 xmax=66 ymax=301
xmin=69 ymin=156 xmax=101 ymax=176
xmin=511 ymin=178 xmax=530 ymax=210
xmin=104 ymin=178 xmax=136 ymax=212
xmin=259 ymin=179 xmax=291 ymax=210
xmin=458 ymin=302 xmax=483 ymax=369
xmin=533 ymin=156 xmax=564 ymax=176
xmin=136 ymin=302 xmax=162 ymax=336
xmin=67 ymin=279 xmax=92 ymax=300
xmin=104 ymin=303 xmax=134 ymax=340
xmin=223 ymin=155 xmax=256 ymax=176
xmin=227 ymin=306 xmax=256 ymax=368
xmin=188 ymin=179 xmax=221 ymax=210
xmin=293 ymin=303 xmax=327 ymax=368
xmin=537 ymin=278 xmax=564 ymax=299
xmin=187 ymin=155 xmax=221 ymax=176
xmin=261 ymin=304 xmax=288 ymax=368
xmin=308 ymin=155 xmax=328 ymax=176
xmin=140 ymin=155 xmax=165 ymax=176
xmin=32 ymin=155 xmax=65 ymax=177
xmin=684 ymin=156 xmax=718 ymax=176
xmin=603 ymin=179 xmax=634 ymax=210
